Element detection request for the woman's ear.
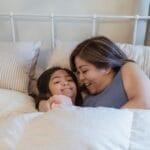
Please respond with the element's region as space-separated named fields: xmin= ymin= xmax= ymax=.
xmin=104 ymin=67 xmax=112 ymax=74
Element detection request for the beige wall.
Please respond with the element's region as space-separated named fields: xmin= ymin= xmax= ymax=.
xmin=0 ymin=0 xmax=138 ymax=15
xmin=0 ymin=0 xmax=139 ymax=43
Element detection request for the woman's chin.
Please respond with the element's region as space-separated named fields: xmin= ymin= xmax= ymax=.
xmin=88 ymin=89 xmax=97 ymax=95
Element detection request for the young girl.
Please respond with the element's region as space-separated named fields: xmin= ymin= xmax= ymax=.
xmin=35 ymin=66 xmax=82 ymax=111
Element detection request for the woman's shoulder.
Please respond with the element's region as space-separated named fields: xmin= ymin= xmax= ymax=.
xmin=120 ymin=62 xmax=149 ymax=85
xmin=120 ymin=62 xmax=150 ymax=100
xmin=121 ymin=62 xmax=139 ymax=71
xmin=121 ymin=62 xmax=148 ymax=80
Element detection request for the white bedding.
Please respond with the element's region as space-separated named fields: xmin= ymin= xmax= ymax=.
xmin=0 ymin=89 xmax=150 ymax=150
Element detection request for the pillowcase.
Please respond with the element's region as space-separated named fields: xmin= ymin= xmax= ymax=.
xmin=0 ymin=41 xmax=41 ymax=93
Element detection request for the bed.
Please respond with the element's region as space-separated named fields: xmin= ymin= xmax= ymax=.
xmin=0 ymin=13 xmax=150 ymax=149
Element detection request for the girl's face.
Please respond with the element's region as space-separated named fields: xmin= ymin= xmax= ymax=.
xmin=49 ymin=70 xmax=77 ymax=103
xmin=75 ymin=56 xmax=113 ymax=94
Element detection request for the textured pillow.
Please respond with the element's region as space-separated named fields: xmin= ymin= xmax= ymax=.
xmin=0 ymin=42 xmax=41 ymax=93
xmin=117 ymin=43 xmax=150 ymax=78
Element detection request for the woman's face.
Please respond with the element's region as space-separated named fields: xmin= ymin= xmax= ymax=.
xmin=49 ymin=70 xmax=77 ymax=103
xmin=75 ymin=56 xmax=112 ymax=94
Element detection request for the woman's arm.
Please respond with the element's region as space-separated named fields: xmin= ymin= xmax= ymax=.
xmin=121 ymin=62 xmax=150 ymax=109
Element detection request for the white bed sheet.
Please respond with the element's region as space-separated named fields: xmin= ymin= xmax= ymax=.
xmin=0 ymin=89 xmax=150 ymax=150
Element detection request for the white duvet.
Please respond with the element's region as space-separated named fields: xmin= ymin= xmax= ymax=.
xmin=0 ymin=89 xmax=150 ymax=150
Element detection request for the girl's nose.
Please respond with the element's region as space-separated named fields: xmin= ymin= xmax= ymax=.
xmin=63 ymin=81 xmax=68 ymax=85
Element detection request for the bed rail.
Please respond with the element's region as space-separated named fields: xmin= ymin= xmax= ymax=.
xmin=0 ymin=12 xmax=150 ymax=48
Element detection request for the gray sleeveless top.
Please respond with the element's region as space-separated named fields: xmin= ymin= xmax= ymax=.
xmin=83 ymin=70 xmax=128 ymax=108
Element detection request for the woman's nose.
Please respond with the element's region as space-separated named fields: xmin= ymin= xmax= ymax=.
xmin=79 ymin=73 xmax=84 ymax=81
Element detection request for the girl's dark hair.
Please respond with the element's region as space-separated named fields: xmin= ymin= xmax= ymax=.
xmin=35 ymin=66 xmax=82 ymax=109
xmin=70 ymin=36 xmax=134 ymax=73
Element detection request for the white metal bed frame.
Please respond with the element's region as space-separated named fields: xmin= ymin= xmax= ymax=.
xmin=0 ymin=12 xmax=150 ymax=49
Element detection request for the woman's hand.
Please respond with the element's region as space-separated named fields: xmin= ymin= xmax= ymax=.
xmin=38 ymin=100 xmax=51 ymax=112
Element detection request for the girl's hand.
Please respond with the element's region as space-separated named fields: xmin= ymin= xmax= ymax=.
xmin=38 ymin=100 xmax=51 ymax=112
xmin=49 ymin=95 xmax=73 ymax=108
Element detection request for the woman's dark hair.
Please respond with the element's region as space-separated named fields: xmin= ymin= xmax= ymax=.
xmin=35 ymin=66 xmax=82 ymax=109
xmin=70 ymin=36 xmax=134 ymax=73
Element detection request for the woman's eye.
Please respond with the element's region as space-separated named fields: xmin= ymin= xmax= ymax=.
xmin=76 ymin=71 xmax=80 ymax=76
xmin=82 ymin=70 xmax=88 ymax=73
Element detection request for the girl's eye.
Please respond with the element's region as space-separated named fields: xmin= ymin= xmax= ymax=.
xmin=68 ymin=79 xmax=73 ymax=82
xmin=66 ymin=77 xmax=73 ymax=81
xmin=54 ymin=81 xmax=60 ymax=84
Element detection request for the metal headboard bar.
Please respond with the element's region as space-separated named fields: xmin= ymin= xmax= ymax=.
xmin=0 ymin=13 xmax=150 ymax=47
xmin=10 ymin=12 xmax=16 ymax=42
xmin=133 ymin=15 xmax=140 ymax=45
xmin=50 ymin=13 xmax=55 ymax=49
xmin=92 ymin=14 xmax=97 ymax=37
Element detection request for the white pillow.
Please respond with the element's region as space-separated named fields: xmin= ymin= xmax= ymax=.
xmin=0 ymin=42 xmax=41 ymax=93
xmin=0 ymin=89 xmax=36 ymax=116
xmin=48 ymin=40 xmax=80 ymax=69
xmin=117 ymin=43 xmax=150 ymax=78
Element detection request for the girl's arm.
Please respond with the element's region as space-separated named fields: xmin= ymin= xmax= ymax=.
xmin=38 ymin=100 xmax=51 ymax=112
xmin=35 ymin=94 xmax=51 ymax=112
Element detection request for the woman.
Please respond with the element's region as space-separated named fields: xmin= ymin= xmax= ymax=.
xmin=70 ymin=36 xmax=150 ymax=108
xmin=36 ymin=66 xmax=82 ymax=111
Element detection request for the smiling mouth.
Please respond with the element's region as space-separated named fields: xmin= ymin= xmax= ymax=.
xmin=62 ymin=88 xmax=73 ymax=96
xmin=84 ymin=83 xmax=91 ymax=88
